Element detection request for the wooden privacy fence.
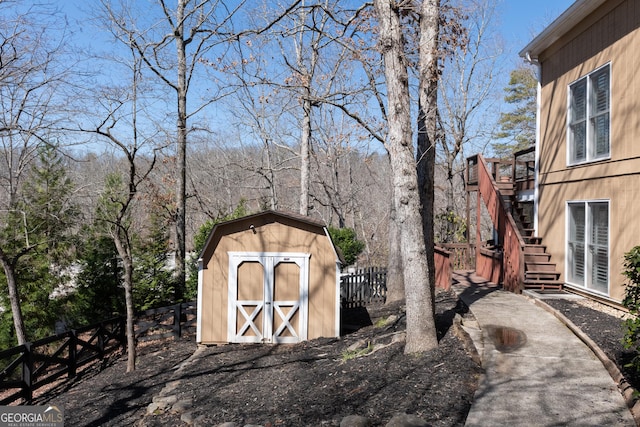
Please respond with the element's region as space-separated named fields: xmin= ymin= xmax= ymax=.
xmin=340 ymin=253 xmax=458 ymax=307
xmin=341 ymin=267 xmax=387 ymax=308
xmin=0 ymin=301 xmax=196 ymax=406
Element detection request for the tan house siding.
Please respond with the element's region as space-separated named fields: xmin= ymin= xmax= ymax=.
xmin=538 ymin=173 xmax=640 ymax=301
xmin=539 ymin=0 xmax=635 ymax=83
xmin=198 ymin=213 xmax=339 ymax=344
xmin=535 ymin=0 xmax=640 ymax=302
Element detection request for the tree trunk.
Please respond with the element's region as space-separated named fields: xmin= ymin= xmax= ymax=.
xmin=113 ymin=233 xmax=136 ymax=372
xmin=174 ymin=0 xmax=188 ymax=297
xmin=123 ymin=263 xmax=136 ymax=373
xmin=374 ymin=0 xmax=438 ymax=353
xmin=0 ymin=253 xmax=27 ymax=345
xmin=417 ymin=0 xmax=440 ymax=309
xmin=299 ymin=95 xmax=312 ymax=216
xmin=385 ymin=186 xmax=404 ymax=303
xmin=264 ymin=140 xmax=278 ymax=210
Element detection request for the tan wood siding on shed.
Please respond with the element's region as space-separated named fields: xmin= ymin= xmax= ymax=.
xmin=199 ymin=217 xmax=337 ymax=344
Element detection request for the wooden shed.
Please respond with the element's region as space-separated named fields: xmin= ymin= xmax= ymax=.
xmin=196 ymin=210 xmax=342 ymax=345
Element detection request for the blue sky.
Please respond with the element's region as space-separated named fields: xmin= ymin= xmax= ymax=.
xmin=500 ymin=0 xmax=576 ymax=56
xmin=57 ymin=0 xmax=576 ymax=57
xmin=55 ymin=0 xmax=578 ymax=73
xmin=51 ymin=0 xmax=579 ymax=154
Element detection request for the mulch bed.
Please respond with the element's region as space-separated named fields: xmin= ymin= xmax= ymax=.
xmin=33 ymin=339 xmax=197 ymax=426
xmin=37 ymin=290 xmax=640 ymax=426
xmin=37 ymin=290 xmax=481 ymax=426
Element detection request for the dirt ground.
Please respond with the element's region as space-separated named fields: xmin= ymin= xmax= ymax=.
xmin=35 ymin=290 xmax=638 ymax=427
xmin=36 ymin=290 xmax=481 ymax=427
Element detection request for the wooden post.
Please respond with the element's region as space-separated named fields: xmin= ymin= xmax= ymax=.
xmin=22 ymin=342 xmax=33 ymax=403
xmin=173 ymin=303 xmax=182 ymax=340
xmin=476 ymin=188 xmax=482 ymax=275
xmin=97 ymin=323 xmax=105 ymax=358
xmin=119 ymin=317 xmax=126 ymax=350
xmin=466 ymin=177 xmax=472 ymax=270
xmin=68 ymin=330 xmax=77 ymax=378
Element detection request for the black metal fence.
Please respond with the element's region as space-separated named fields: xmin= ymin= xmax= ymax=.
xmin=340 ymin=267 xmax=387 ymax=308
xmin=0 ymin=301 xmax=196 ymax=405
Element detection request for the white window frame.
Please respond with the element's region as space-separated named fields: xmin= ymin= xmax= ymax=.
xmin=567 ymin=63 xmax=611 ymax=165
xmin=565 ymin=200 xmax=610 ymax=296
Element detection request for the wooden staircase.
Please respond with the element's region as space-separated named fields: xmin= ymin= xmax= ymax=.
xmin=511 ymin=199 xmax=564 ymax=291
xmin=467 ymin=151 xmax=564 ymax=292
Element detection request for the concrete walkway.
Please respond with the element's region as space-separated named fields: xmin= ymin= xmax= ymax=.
xmin=452 ymin=271 xmax=636 ymax=427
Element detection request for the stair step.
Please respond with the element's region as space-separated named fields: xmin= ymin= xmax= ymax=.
xmin=524 ymin=236 xmax=543 ymax=244
xmin=525 ymin=254 xmax=552 ymax=264
xmin=525 ymin=271 xmax=561 ymax=281
xmin=523 ymin=279 xmax=564 ymax=290
xmin=523 ymin=244 xmax=548 ymax=254
xmin=525 ymin=262 xmax=557 ymax=272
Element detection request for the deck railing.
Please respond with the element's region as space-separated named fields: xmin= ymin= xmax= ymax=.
xmin=467 ymin=147 xmax=535 ymax=192
xmin=513 ymin=147 xmax=535 ymax=192
xmin=475 ymin=153 xmax=526 ymax=292
xmin=439 ymin=243 xmax=475 ymax=270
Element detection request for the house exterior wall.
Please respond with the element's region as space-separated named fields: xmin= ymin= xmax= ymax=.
xmin=199 ymin=217 xmax=338 ymax=344
xmin=536 ymin=0 xmax=640 ymax=302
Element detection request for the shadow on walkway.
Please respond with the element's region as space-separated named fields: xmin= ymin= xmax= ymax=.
xmin=452 ymin=270 xmax=500 ymax=306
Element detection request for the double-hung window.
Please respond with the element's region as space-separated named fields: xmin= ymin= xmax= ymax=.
xmin=567 ymin=201 xmax=609 ymax=295
xmin=568 ymin=64 xmax=610 ymax=164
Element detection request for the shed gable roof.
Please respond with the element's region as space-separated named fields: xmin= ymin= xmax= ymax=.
xmin=198 ymin=210 xmax=340 ymax=266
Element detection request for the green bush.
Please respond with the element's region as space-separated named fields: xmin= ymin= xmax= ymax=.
xmin=327 ymin=226 xmax=364 ymax=267
xmin=622 ymin=246 xmax=640 ymax=373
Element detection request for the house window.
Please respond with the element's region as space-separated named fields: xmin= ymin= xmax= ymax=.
xmin=568 ymin=64 xmax=610 ymax=164
xmin=567 ymin=201 xmax=609 ymax=295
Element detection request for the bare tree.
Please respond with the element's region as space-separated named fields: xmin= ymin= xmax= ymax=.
xmin=79 ymin=42 xmax=161 ymax=371
xmin=214 ymin=45 xmax=301 ymax=213
xmin=373 ymin=0 xmax=438 ymax=353
xmin=0 ymin=4 xmax=71 ymax=345
xmin=98 ymin=0 xmax=247 ymax=296
xmin=436 ymin=0 xmax=501 ymax=242
xmin=310 ymin=108 xmax=383 ymax=229
xmin=255 ymin=0 xmax=354 ymax=216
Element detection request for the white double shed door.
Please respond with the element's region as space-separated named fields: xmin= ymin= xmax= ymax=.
xmin=228 ymin=252 xmax=309 ymax=344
